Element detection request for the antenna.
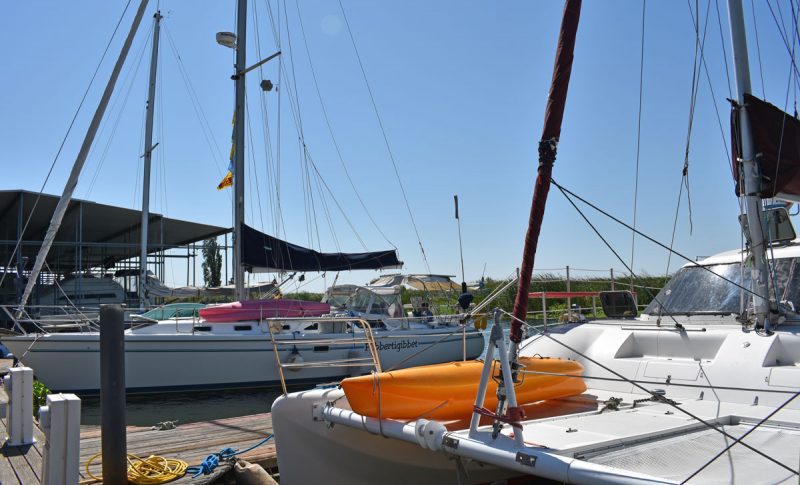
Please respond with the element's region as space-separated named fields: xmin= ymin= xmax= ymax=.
xmin=454 ymin=195 xmax=473 ymax=311
xmin=454 ymin=195 xmax=466 ymax=286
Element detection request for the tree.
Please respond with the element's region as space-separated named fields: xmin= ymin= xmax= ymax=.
xmin=202 ymin=238 xmax=223 ymax=287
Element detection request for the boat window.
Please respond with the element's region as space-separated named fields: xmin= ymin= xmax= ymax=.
xmin=313 ymin=346 xmax=329 ymax=352
xmin=194 ymin=326 xmax=212 ymax=332
xmin=234 ymin=325 xmax=252 ymax=331
xmin=57 ymin=293 xmax=119 ymax=301
xmin=304 ymin=322 xmax=318 ymax=330
xmin=644 ymin=258 xmax=800 ymax=315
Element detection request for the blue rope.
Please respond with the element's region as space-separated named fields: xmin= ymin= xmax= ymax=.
xmin=187 ymin=434 xmax=274 ymax=477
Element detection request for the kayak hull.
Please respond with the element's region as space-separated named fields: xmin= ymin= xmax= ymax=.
xmin=199 ymin=299 xmax=331 ymax=322
xmin=341 ymin=357 xmax=586 ymax=420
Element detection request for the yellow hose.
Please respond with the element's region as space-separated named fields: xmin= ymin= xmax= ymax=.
xmin=81 ymin=452 xmax=188 ymax=485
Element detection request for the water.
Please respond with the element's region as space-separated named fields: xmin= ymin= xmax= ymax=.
xmin=80 ymin=326 xmax=511 ymax=427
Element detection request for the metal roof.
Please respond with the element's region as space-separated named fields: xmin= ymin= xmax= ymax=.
xmin=0 ymin=190 xmax=230 ymax=272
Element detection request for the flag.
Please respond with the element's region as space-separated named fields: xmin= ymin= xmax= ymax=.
xmin=217 ymin=170 xmax=233 ymax=190
xmin=217 ymin=113 xmax=236 ymax=190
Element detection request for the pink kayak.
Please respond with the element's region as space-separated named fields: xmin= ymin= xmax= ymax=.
xmin=199 ymin=299 xmax=331 ymax=322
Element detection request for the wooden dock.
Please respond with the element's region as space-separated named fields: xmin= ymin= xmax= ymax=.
xmin=0 ymin=379 xmax=277 ymax=484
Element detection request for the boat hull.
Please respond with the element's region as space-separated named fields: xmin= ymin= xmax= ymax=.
xmin=1 ymin=327 xmax=484 ymax=395
xmin=341 ymin=357 xmax=586 ymax=420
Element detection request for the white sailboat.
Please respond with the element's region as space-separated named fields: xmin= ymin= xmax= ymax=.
xmin=0 ymin=0 xmax=484 ymax=394
xmin=270 ymin=1 xmax=800 ymax=483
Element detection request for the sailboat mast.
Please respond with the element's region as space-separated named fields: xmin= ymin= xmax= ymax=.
xmin=508 ymin=0 xmax=582 ymax=354
xmin=17 ymin=0 xmax=150 ymax=314
xmin=727 ymin=0 xmax=772 ymax=329
xmin=139 ymin=10 xmax=163 ymax=310
xmin=233 ymin=0 xmax=247 ymax=302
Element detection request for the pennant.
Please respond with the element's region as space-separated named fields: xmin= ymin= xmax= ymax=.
xmin=217 ymin=171 xmax=233 ymax=190
xmin=217 ymin=112 xmax=236 ymax=190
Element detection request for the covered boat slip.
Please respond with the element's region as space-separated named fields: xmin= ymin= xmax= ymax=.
xmin=0 ymin=189 xmax=229 ymax=307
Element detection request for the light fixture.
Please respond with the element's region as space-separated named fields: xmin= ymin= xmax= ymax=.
xmin=216 ymin=32 xmax=237 ymax=49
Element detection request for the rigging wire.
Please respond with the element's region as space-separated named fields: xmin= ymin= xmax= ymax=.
xmin=251 ymin=0 xmax=280 ymax=240
xmin=85 ymin=20 xmax=153 ymax=198
xmin=0 ymin=0 xmax=134 ymax=291
xmin=259 ymin=0 xmax=383 ymax=255
xmin=661 ymin=0 xmax=711 ymax=286
xmin=750 ymin=0 xmax=767 ymax=97
xmin=552 ymin=180 xmax=764 ymax=302
xmin=764 ymin=0 xmax=800 ymax=80
xmin=245 ymin=90 xmax=266 ymax=230
xmin=629 ymin=0 xmax=647 ymax=293
xmin=293 ymin=0 xmax=397 ymax=250
xmin=714 ymin=0 xmax=735 ymax=99
xmin=162 ymin=27 xmax=229 ymax=181
xmin=338 ymin=0 xmax=431 ymax=273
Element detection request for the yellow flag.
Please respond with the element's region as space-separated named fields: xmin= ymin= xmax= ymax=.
xmin=217 ymin=171 xmax=233 ymax=190
xmin=217 ymin=112 xmax=236 ymax=190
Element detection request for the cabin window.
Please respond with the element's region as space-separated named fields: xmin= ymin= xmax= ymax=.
xmin=304 ymin=323 xmax=318 ymax=330
xmin=313 ymin=346 xmax=329 ymax=352
xmin=234 ymin=325 xmax=252 ymax=331
xmin=194 ymin=326 xmax=212 ymax=332
xmin=644 ymin=258 xmax=800 ymax=316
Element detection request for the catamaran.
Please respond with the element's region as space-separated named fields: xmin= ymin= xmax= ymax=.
xmin=271 ymin=1 xmax=800 ymax=483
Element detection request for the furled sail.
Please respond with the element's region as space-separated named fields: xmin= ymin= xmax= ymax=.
xmin=240 ymin=223 xmax=402 ymax=272
xmin=732 ymin=93 xmax=800 ymax=199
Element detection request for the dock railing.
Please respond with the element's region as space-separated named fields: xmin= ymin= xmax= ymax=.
xmin=264 ymin=316 xmax=382 ymax=395
xmin=0 ymin=304 xmax=100 ymax=334
xmin=523 ymin=266 xmax=664 ymax=326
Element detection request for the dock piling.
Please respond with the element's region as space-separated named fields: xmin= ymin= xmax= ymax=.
xmin=100 ymin=304 xmax=127 ymax=484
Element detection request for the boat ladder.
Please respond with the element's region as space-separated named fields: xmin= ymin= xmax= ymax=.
xmin=264 ymin=316 xmax=383 ymax=394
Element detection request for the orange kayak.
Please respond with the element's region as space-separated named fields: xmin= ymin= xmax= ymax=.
xmin=341 ymin=357 xmax=586 ymax=421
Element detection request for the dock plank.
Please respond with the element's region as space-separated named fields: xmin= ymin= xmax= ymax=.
xmin=1 ymin=380 xmax=277 ymax=484
xmin=79 ymin=412 xmax=277 ymax=484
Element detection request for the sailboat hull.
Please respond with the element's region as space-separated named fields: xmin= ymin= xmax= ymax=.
xmin=342 ymin=357 xmax=585 ymax=420
xmin=1 ymin=325 xmax=484 ymax=395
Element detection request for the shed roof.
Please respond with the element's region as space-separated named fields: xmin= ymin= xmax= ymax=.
xmin=0 ymin=190 xmax=229 ymax=272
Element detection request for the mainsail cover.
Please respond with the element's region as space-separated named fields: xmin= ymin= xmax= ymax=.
xmin=732 ymin=93 xmax=800 ymax=199
xmin=241 ymin=223 xmax=402 ymax=272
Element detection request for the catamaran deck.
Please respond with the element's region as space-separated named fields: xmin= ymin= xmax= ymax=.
xmin=453 ymin=388 xmax=800 ymax=483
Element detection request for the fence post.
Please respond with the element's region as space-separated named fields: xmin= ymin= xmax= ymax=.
xmin=4 ymin=366 xmax=34 ymax=446
xmin=40 ymin=393 xmax=81 ymax=485
xmin=566 ymin=266 xmax=571 ymax=319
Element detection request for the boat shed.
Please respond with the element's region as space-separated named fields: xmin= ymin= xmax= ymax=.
xmin=0 ymin=189 xmax=230 ymax=304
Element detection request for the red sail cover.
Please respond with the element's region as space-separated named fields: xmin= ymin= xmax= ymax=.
xmin=732 ymin=93 xmax=800 ymax=198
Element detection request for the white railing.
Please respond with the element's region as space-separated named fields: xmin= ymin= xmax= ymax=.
xmin=264 ymin=316 xmax=383 ymax=395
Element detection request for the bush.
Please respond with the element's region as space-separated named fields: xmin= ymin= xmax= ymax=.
xmin=33 ymin=380 xmax=50 ymax=415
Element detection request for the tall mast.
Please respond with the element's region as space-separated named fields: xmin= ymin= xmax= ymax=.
xmin=233 ymin=0 xmax=247 ymax=302
xmin=508 ymin=0 xmax=582 ymax=356
xmin=17 ymin=0 xmax=150 ymax=314
xmin=727 ymin=0 xmax=772 ymax=329
xmin=139 ymin=10 xmax=162 ymax=310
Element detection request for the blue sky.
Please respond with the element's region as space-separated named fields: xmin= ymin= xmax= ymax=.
xmin=2 ymin=1 xmax=797 ymax=292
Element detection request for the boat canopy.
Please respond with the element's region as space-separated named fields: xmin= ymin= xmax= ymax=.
xmin=732 ymin=94 xmax=800 ymax=200
xmin=323 ymin=284 xmax=404 ymax=318
xmin=368 ymin=274 xmax=460 ymax=292
xmin=240 ymin=223 xmax=402 ymax=272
